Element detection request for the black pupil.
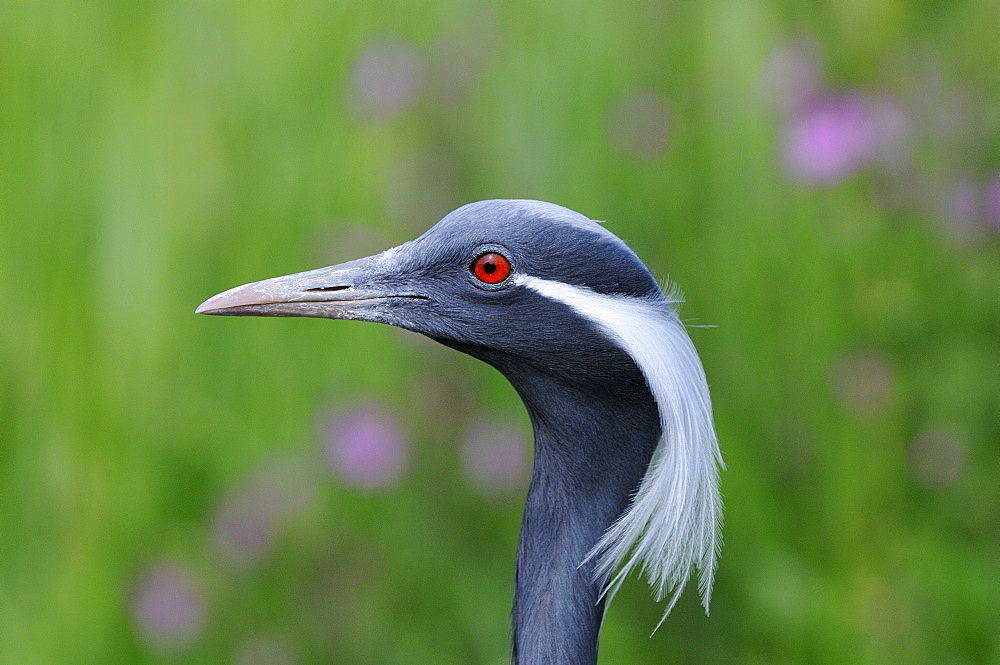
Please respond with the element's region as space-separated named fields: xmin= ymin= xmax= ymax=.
xmin=482 ymin=260 xmax=496 ymax=274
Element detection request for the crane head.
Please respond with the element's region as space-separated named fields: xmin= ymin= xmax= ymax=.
xmin=197 ymin=200 xmax=658 ymax=376
xmin=198 ymin=199 xmax=723 ymax=624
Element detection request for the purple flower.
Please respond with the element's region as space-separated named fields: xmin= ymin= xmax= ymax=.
xmin=212 ymin=489 xmax=276 ymax=569
xmin=783 ymin=96 xmax=876 ymax=185
xmin=908 ymin=429 xmax=966 ymax=488
xmin=935 ymin=180 xmax=987 ymax=243
xmin=132 ymin=561 xmax=205 ymax=654
xmin=986 ymin=175 xmax=1000 ymax=230
xmin=936 ymin=177 xmax=1000 ymax=242
xmin=832 ymin=351 xmax=894 ymax=419
xmin=782 ymin=94 xmax=910 ymax=186
xmin=350 ymin=37 xmax=423 ymax=120
xmin=211 ymin=454 xmax=316 ymax=570
xmin=324 ymin=402 xmax=408 ymax=490
xmin=462 ymin=415 xmax=528 ymax=495
xmin=607 ymin=89 xmax=671 ymax=160
xmin=948 ymin=181 xmax=980 ymax=224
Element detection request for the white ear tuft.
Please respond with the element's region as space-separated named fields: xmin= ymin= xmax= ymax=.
xmin=516 ymin=275 xmax=724 ymax=627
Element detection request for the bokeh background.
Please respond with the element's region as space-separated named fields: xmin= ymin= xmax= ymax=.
xmin=2 ymin=2 xmax=998 ymax=664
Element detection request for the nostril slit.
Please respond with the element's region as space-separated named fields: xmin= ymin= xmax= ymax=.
xmin=305 ymin=285 xmax=350 ymax=292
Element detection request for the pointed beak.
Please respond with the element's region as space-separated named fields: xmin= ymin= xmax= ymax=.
xmin=196 ymin=255 xmax=419 ymax=319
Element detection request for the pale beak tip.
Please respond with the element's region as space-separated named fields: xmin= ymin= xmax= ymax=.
xmin=195 ymin=285 xmax=251 ymax=315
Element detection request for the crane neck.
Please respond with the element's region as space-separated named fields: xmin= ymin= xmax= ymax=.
xmin=506 ymin=364 xmax=661 ymax=665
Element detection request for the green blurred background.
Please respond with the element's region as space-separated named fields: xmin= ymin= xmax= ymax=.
xmin=1 ymin=2 xmax=998 ymax=664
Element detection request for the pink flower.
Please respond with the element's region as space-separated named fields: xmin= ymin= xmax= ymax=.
xmin=832 ymin=351 xmax=894 ymax=419
xmin=783 ymin=96 xmax=876 ymax=185
xmin=462 ymin=414 xmax=528 ymax=496
xmin=212 ymin=489 xmax=276 ymax=569
xmin=908 ymin=429 xmax=967 ymax=488
xmin=211 ymin=454 xmax=316 ymax=570
xmin=986 ymin=175 xmax=1000 ymax=230
xmin=350 ymin=37 xmax=424 ymax=120
xmin=132 ymin=561 xmax=205 ymax=653
xmin=324 ymin=402 xmax=408 ymax=490
xmin=949 ymin=181 xmax=979 ymax=223
xmin=782 ymin=94 xmax=910 ymax=186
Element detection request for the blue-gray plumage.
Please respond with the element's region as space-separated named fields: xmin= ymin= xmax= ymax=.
xmin=198 ymin=200 xmax=723 ymax=665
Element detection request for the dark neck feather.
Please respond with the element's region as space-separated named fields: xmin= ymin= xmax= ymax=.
xmin=437 ymin=330 xmax=661 ymax=664
xmin=505 ymin=364 xmax=661 ymax=665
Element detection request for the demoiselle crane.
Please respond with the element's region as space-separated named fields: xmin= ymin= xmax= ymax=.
xmin=198 ymin=199 xmax=723 ymax=664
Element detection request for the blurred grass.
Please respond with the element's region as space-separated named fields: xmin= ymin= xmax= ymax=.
xmin=1 ymin=2 xmax=998 ymax=664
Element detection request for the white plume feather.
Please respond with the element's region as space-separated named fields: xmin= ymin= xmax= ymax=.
xmin=516 ymin=275 xmax=723 ymax=627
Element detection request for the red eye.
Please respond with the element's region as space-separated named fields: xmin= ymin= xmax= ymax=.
xmin=472 ymin=252 xmax=511 ymax=284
